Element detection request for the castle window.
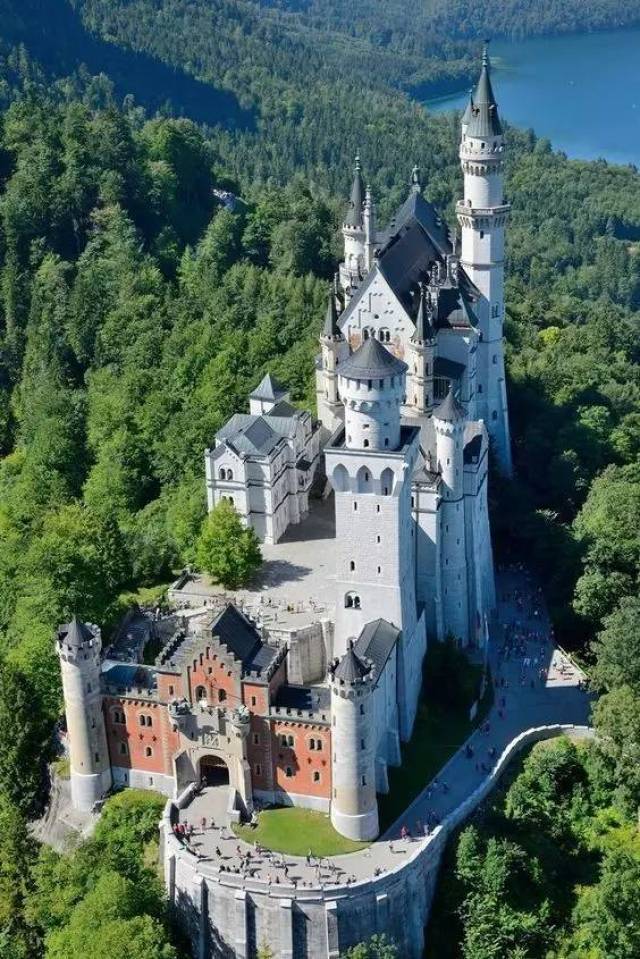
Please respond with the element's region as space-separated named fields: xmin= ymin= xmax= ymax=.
xmin=95 ymin=752 xmax=100 ymax=764
xmin=360 ymin=704 xmax=365 ymax=715
xmin=313 ymin=771 xmax=321 ymax=783
xmin=255 ymin=763 xmax=262 ymax=776
xmin=287 ymin=734 xmax=294 ymax=747
xmin=349 ymin=560 xmax=355 ymax=571
xmin=493 ymin=354 xmax=497 ymax=365
xmin=376 ymin=535 xmax=381 ymax=543
xmin=218 ymin=689 xmax=227 ymax=703
xmin=253 ymin=733 xmax=259 ymax=745
xmin=478 ymin=384 xmax=483 ymax=393
xmin=353 ymin=501 xmax=358 ymax=511
xmin=379 ymin=379 xmax=383 ymax=388
xmin=367 ymin=379 xmax=372 ymax=391
xmin=280 ymin=734 xmax=288 ymax=747
xmin=363 ymin=439 xmax=369 ymax=448
xmin=309 ymin=738 xmax=315 ymax=750
xmin=316 ymin=739 xmax=323 ymax=752
xmin=139 ymin=715 xmax=145 ymax=727
xmin=228 ymin=469 xmax=233 ymax=480
xmin=91 ymin=717 xmax=96 ymax=729
xmin=251 ymin=696 xmax=257 ymax=707
xmin=492 ymin=411 xmax=498 ymax=421
xmin=384 ymin=438 xmax=389 ymax=447
xmin=219 ymin=468 xmax=226 ymax=480
xmin=360 ymin=739 xmax=365 ymax=750
xmin=168 ymin=685 xmax=174 ymax=697
xmin=145 ymin=746 xmax=153 ymax=758
xmin=195 ymin=686 xmax=207 ymax=702
xmin=119 ymin=742 xmax=128 ymax=756
xmin=377 ymin=566 xmax=381 ymax=574
xmin=480 ymin=230 xmax=485 ymax=239
xmin=361 ymin=775 xmax=367 ymax=786
xmin=285 ymin=766 xmax=293 ymax=778
xmin=376 ymin=505 xmax=380 ymax=513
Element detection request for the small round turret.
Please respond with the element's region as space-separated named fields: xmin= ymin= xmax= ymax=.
xmin=433 ymin=387 xmax=466 ymax=499
xmin=57 ymin=617 xmax=112 ymax=811
xmin=338 ymin=338 xmax=407 ymax=451
xmin=329 ymin=641 xmax=379 ymax=841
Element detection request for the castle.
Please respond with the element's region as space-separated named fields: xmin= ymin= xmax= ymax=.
xmin=58 ymin=53 xmax=509 ymax=843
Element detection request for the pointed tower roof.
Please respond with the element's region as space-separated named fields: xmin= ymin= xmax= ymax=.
xmin=412 ymin=285 xmax=436 ymax=344
xmin=322 ymin=287 xmax=342 ymax=339
xmin=250 ymin=373 xmax=287 ymax=402
xmin=433 ymin=385 xmax=466 ymax=423
xmin=339 ymin=336 xmax=407 ymax=381
xmin=333 ymin=639 xmax=371 ymax=684
xmin=466 ymin=45 xmax=503 ymax=138
xmin=344 ymin=155 xmax=365 ymax=228
xmin=58 ymin=616 xmax=94 ymax=648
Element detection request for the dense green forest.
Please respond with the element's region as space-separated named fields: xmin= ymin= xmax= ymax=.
xmin=0 ymin=0 xmax=639 ymax=955
xmin=426 ymin=736 xmax=640 ymax=958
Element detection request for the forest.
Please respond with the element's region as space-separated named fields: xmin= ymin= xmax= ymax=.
xmin=0 ymin=0 xmax=639 ymax=956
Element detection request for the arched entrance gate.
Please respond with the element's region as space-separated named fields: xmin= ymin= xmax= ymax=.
xmin=199 ymin=754 xmax=229 ymax=787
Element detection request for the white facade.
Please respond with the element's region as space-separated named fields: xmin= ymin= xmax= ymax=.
xmin=205 ymin=375 xmax=320 ymax=544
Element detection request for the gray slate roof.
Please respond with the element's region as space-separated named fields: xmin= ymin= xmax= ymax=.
xmin=273 ymin=684 xmax=331 ymax=712
xmin=339 ymin=336 xmax=407 ymax=381
xmin=466 ymin=50 xmax=503 ymax=139
xmin=333 ymin=640 xmax=372 ymax=684
xmin=57 ymin=617 xmax=94 ymax=648
xmin=433 ymin=386 xmax=466 ymax=423
xmin=250 ymin=373 xmax=287 ymax=402
xmin=355 ymin=619 xmax=399 ymax=676
xmin=217 ymin=413 xmax=291 ymax=457
xmin=322 ymin=290 xmax=342 ymax=339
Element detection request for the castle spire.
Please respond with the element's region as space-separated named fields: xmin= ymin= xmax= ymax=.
xmin=344 ymin=154 xmax=365 ymax=228
xmin=467 ymin=42 xmax=502 ymax=138
xmin=322 ymin=284 xmax=342 ymax=339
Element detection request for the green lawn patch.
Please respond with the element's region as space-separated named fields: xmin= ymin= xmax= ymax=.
xmin=233 ymin=807 xmax=369 ymax=857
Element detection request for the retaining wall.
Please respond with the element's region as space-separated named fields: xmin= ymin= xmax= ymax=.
xmin=162 ymin=724 xmax=592 ymax=959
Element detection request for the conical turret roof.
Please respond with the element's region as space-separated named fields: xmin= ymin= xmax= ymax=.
xmin=344 ymin=155 xmax=365 ymax=228
xmin=412 ymin=286 xmax=436 ymax=344
xmin=333 ymin=639 xmax=371 ymax=684
xmin=339 ymin=336 xmax=407 ymax=380
xmin=322 ymin=288 xmax=342 ymax=339
xmin=58 ymin=616 xmax=94 ymax=648
xmin=466 ymin=46 xmax=503 ymax=138
xmin=433 ymin=385 xmax=466 ymax=423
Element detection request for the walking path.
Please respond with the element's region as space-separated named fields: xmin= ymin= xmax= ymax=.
xmin=173 ymin=569 xmax=591 ymax=889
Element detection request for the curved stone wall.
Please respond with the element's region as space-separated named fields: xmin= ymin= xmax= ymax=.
xmin=161 ymin=724 xmax=592 ymax=959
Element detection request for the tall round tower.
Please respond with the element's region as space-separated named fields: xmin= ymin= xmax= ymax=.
xmin=56 ymin=617 xmax=112 ymax=811
xmin=434 ymin=389 xmax=470 ymax=644
xmin=329 ymin=642 xmax=378 ymax=841
xmin=338 ymin=336 xmax=406 ymax=452
xmin=456 ymin=47 xmax=512 ymax=476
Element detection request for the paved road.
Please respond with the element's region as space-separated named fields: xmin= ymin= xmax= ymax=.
xmin=175 ymin=570 xmax=591 ymax=889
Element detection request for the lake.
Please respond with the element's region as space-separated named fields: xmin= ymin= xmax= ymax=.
xmin=427 ymin=28 xmax=640 ymax=166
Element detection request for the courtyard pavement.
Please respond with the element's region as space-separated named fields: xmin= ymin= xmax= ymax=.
xmin=174 ymin=569 xmax=591 ymax=889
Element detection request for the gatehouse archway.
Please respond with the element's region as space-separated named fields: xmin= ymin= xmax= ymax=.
xmin=199 ymin=754 xmax=230 ymax=787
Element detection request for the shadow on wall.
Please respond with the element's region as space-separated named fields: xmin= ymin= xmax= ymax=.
xmin=4 ymin=0 xmax=255 ymax=130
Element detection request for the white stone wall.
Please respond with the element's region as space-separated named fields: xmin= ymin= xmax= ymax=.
xmin=163 ymin=725 xmax=593 ymax=959
xmin=112 ymin=765 xmax=174 ymax=797
xmin=330 ymin=678 xmax=379 ymax=841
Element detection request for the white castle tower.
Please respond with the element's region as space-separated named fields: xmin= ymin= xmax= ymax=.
xmin=339 ymin=156 xmax=366 ymax=300
xmin=457 ymin=48 xmax=513 ymax=475
xmin=434 ymin=389 xmax=470 ymax=642
xmin=405 ymin=284 xmax=436 ymax=415
xmin=56 ymin=618 xmax=112 ymax=811
xmin=324 ymin=337 xmax=426 ymax=737
xmin=329 ymin=642 xmax=378 ymax=840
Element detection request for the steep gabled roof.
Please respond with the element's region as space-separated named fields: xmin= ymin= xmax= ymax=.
xmin=388 ymin=188 xmax=452 ymax=257
xmin=339 ymin=336 xmax=407 ymax=381
xmin=210 ymin=604 xmax=262 ymax=664
xmin=355 ymin=619 xmax=399 ymax=677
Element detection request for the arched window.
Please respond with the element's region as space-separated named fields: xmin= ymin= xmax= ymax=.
xmin=145 ymin=746 xmax=153 ymax=758
xmin=356 ymin=465 xmax=372 ymax=493
xmin=316 ymin=739 xmax=323 ymax=752
xmin=218 ymin=689 xmax=227 ymax=703
xmin=345 ymin=592 xmax=360 ymax=609
xmin=313 ymin=771 xmax=321 ymax=783
xmin=196 ymin=686 xmax=207 ymax=702
xmin=309 ymin=738 xmax=316 ymax=750
xmin=363 ymin=438 xmax=370 ymax=448
xmin=139 ymin=715 xmax=145 ymax=727
xmin=219 ymin=468 xmax=226 ymax=480
xmin=227 ymin=469 xmax=234 ymax=480
xmin=332 ymin=464 xmax=350 ymax=493
xmin=380 ymin=467 xmax=394 ymax=496
xmin=349 ymin=560 xmax=355 ymax=571
xmin=146 ymin=715 xmax=153 ymax=727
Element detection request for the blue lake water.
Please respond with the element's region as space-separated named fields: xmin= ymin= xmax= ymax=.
xmin=428 ymin=28 xmax=640 ymax=166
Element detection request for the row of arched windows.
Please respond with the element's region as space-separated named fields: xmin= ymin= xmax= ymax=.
xmin=362 ymin=327 xmax=391 ymax=343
